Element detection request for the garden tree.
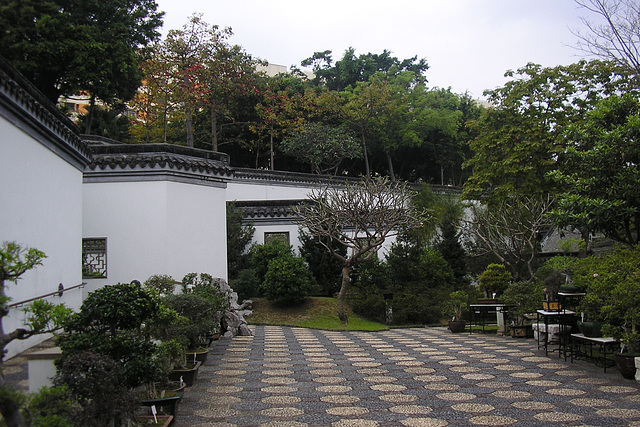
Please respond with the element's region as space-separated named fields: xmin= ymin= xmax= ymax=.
xmin=131 ymin=45 xmax=184 ymax=143
xmin=462 ymin=195 xmax=555 ymax=281
xmin=0 ymin=242 xmax=72 ymax=427
xmin=386 ymin=243 xmax=457 ymax=325
xmin=298 ymin=230 xmax=346 ymax=297
xmin=301 ymin=47 xmax=429 ymax=91
xmin=341 ymin=76 xmax=396 ymax=177
xmin=161 ymin=14 xmax=228 ymax=147
xmin=0 ymin=0 xmax=163 ymax=128
xmin=251 ymin=76 xmax=308 ymax=169
xmin=293 ymin=177 xmax=428 ymax=323
xmin=550 ymin=93 xmax=640 ymax=246
xmin=280 ymin=122 xmax=363 ymax=174
xmin=76 ymin=105 xmax=131 ymax=142
xmin=573 ymin=0 xmax=640 ymax=76
xmin=463 ymin=60 xmax=635 ymax=204
xmin=200 ymin=43 xmax=264 ymax=152
xmin=226 ymin=202 xmax=255 ymax=280
xmin=402 ymin=87 xmax=467 ymax=185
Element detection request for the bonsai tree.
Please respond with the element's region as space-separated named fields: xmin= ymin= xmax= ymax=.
xmin=478 ymin=263 xmax=511 ymax=299
xmin=445 ymin=290 xmax=469 ymax=322
xmin=0 ymin=241 xmax=72 ymax=427
xmin=594 ymin=246 xmax=640 ymax=355
xmin=144 ymin=274 xmax=177 ymax=296
xmin=56 ymin=281 xmax=164 ymax=425
xmin=501 ymin=280 xmax=543 ymax=326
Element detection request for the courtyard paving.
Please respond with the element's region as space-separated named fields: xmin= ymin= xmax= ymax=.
xmin=175 ymin=325 xmax=640 ymax=426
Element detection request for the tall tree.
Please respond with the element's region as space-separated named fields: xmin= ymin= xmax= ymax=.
xmin=302 ymin=47 xmax=428 ymax=91
xmin=280 ymin=123 xmax=362 ymax=175
xmin=573 ymin=0 xmax=640 ymax=76
xmin=0 ymin=0 xmax=163 ymax=112
xmin=293 ymin=177 xmax=427 ymax=323
xmin=463 ymin=60 xmax=634 ymax=204
xmin=550 ymin=93 xmax=640 ymax=246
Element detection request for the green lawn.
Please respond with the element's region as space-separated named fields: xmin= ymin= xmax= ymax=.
xmin=248 ymin=297 xmax=388 ymax=331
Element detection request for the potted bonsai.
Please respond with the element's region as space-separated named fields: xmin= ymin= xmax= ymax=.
xmin=501 ymin=280 xmax=543 ymax=338
xmin=56 ymin=282 xmax=165 ymax=425
xmin=445 ymin=290 xmax=468 ymax=333
xmin=478 ymin=264 xmax=511 ymax=303
xmin=588 ymin=246 xmax=640 ymax=379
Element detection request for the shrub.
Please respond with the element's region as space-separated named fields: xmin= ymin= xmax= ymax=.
xmin=55 ymin=352 xmax=138 ymax=427
xmin=299 ymin=230 xmax=344 ymax=296
xmin=501 ymin=280 xmax=544 ymax=325
xmin=250 ymin=241 xmax=294 ymax=284
xmin=229 ymin=268 xmax=259 ymax=300
xmin=478 ymin=264 xmax=511 ymax=298
xmin=144 ymin=274 xmax=176 ymax=296
xmin=260 ymin=255 xmax=312 ymax=306
xmin=163 ymin=293 xmax=218 ymax=350
xmin=349 ymin=293 xmax=387 ymax=323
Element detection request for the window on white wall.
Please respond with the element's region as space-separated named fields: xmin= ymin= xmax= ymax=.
xmin=82 ymin=238 xmax=107 ymax=278
xmin=264 ymin=232 xmax=290 ymax=246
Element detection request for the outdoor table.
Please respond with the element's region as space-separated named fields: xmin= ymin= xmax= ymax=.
xmin=536 ymin=309 xmax=576 ymax=357
xmin=469 ymin=304 xmax=511 ymax=334
xmin=570 ymin=333 xmax=619 ymax=372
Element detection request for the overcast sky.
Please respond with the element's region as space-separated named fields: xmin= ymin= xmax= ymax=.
xmin=154 ymin=0 xmax=596 ymax=100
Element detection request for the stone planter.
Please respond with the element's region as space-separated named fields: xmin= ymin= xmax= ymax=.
xmin=510 ymin=324 xmax=533 ymax=338
xmin=135 ymin=415 xmax=173 ymax=427
xmin=185 ymin=348 xmax=208 ymax=365
xmin=139 ymin=391 xmax=183 ymax=418
xmin=448 ymin=320 xmax=466 ymax=333
xmin=577 ymin=321 xmax=603 ymax=338
xmin=614 ymin=353 xmax=638 ymax=379
xmin=635 ymin=357 xmax=640 ymax=383
xmin=168 ymin=361 xmax=201 ymax=386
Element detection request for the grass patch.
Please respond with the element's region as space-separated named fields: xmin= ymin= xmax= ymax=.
xmin=248 ymin=297 xmax=388 ymax=331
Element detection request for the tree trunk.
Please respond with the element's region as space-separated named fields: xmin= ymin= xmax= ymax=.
xmin=269 ymin=126 xmax=275 ymax=170
xmin=84 ymin=95 xmax=96 ymax=135
xmin=361 ymin=131 xmax=370 ymax=178
xmin=186 ymin=106 xmax=194 ymax=148
xmin=386 ymin=152 xmax=396 ymax=182
xmin=337 ymin=265 xmax=350 ymax=324
xmin=211 ymin=108 xmax=218 ymax=152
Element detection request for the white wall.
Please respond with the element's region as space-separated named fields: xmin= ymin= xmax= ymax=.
xmin=83 ymin=180 xmax=227 ymax=290
xmin=0 ymin=115 xmax=85 ymax=358
xmin=226 ymin=181 xmax=318 ymax=202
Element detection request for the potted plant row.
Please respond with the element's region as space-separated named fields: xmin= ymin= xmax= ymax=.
xmin=49 ymin=272 xmax=229 ymax=426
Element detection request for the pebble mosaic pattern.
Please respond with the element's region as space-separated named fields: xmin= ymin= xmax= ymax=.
xmin=8 ymin=331 xmax=636 ymax=426
xmin=179 ymin=326 xmax=640 ymax=425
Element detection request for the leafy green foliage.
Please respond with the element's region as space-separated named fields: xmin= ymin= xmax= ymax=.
xmin=478 ymin=264 xmax=511 ymax=298
xmin=68 ymin=282 xmax=159 ymax=334
xmin=0 ymin=0 xmax=164 ymax=104
xmin=550 ymin=93 xmax=640 ymax=246
xmin=144 ymin=274 xmax=176 ymax=296
xmin=163 ymin=293 xmax=218 ymax=350
xmin=501 ymin=281 xmax=544 ymax=325
xmin=27 ymin=386 xmax=75 ymax=427
xmin=444 ymin=290 xmax=470 ymax=321
xmin=463 ymin=60 xmax=635 ymax=203
xmin=55 ymin=352 xmax=138 ymax=427
xmin=226 ymin=202 xmax=255 ymax=280
xmin=281 ymin=123 xmax=362 ymax=174
xmin=250 ymin=242 xmax=294 ymax=285
xmin=298 ymin=230 xmax=345 ymax=297
xmin=260 ymin=255 xmax=313 ymax=306
xmin=0 ymin=241 xmax=45 ymax=283
xmin=386 ymin=244 xmax=457 ymax=324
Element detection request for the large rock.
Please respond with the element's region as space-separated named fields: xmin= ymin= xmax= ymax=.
xmin=214 ymin=278 xmax=253 ymax=337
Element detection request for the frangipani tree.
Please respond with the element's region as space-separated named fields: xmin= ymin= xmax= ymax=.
xmin=294 ymin=177 xmax=428 ymax=323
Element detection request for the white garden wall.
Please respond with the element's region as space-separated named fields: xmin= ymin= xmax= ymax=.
xmin=0 ymin=98 xmax=87 ymax=358
xmin=82 ymin=179 xmax=228 ymax=291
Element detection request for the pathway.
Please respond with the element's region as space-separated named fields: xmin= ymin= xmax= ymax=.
xmin=175 ymin=326 xmax=640 ymax=426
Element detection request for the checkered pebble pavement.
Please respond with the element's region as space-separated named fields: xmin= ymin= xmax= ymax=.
xmin=176 ymin=325 xmax=640 ymax=426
